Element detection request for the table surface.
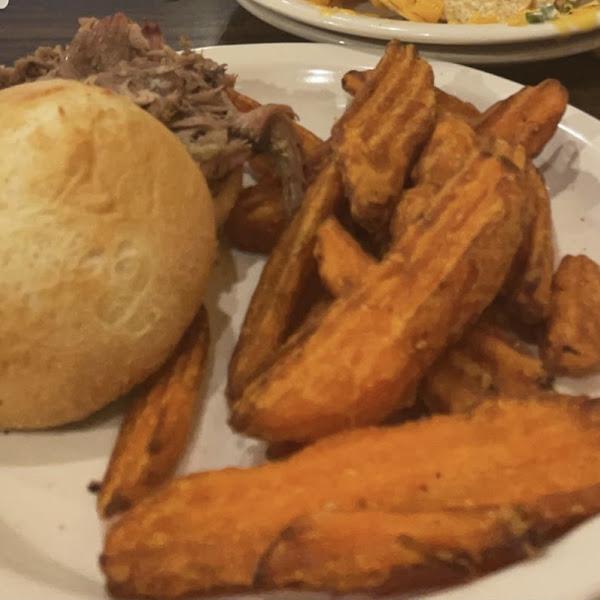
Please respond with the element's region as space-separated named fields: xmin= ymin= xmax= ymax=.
xmin=0 ymin=0 xmax=598 ymax=118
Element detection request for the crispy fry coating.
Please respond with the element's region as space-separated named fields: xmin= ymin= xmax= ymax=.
xmin=341 ymin=68 xmax=371 ymax=96
xmin=227 ymin=161 xmax=344 ymax=402
xmin=212 ymin=166 xmax=244 ymax=228
xmin=256 ymin=487 xmax=600 ymax=594
xmin=341 ymin=69 xmax=482 ymax=126
xmin=501 ymin=163 xmax=554 ymax=324
xmin=475 ymin=79 xmax=568 ymax=158
xmin=97 ymin=307 xmax=210 ymax=518
xmin=421 ymin=320 xmax=552 ymax=415
xmin=389 ymin=184 xmax=436 ymax=241
xmin=101 ymin=398 xmax=600 ymax=599
xmin=314 ymin=217 xmax=376 ymax=296
xmin=230 ymin=151 xmax=526 ymax=442
xmin=411 ymin=115 xmax=477 ymax=189
xmin=541 ymin=254 xmax=600 ymax=376
xmin=225 ymin=176 xmax=287 ymax=254
xmin=405 ymin=115 xmax=549 ymax=324
xmin=435 ymin=88 xmax=482 ymax=125
xmin=257 ymin=508 xmax=532 ymax=593
xmin=333 ymin=42 xmax=436 ymax=231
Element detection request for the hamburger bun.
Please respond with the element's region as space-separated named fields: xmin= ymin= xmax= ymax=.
xmin=0 ymin=79 xmax=216 ymax=429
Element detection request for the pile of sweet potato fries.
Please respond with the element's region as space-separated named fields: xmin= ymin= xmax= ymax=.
xmin=98 ymin=41 xmax=600 ymax=599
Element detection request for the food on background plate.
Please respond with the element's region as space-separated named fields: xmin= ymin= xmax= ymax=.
xmin=102 ymin=397 xmax=600 ymax=598
xmin=305 ymin=0 xmax=600 ymax=24
xmin=0 ymin=79 xmax=215 ymax=429
xmin=97 ymin=306 xmax=210 ymax=518
xmin=0 ymin=12 xmax=306 ymax=221
xmin=541 ymin=254 xmax=600 ymax=376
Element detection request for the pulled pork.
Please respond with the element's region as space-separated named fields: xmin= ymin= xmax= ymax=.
xmin=0 ymin=13 xmax=304 ymax=214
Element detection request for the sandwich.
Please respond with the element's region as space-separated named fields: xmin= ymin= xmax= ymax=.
xmin=0 ymin=78 xmax=216 ymax=429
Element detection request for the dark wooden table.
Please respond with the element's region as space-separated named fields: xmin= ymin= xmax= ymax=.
xmin=0 ymin=0 xmax=598 ymax=118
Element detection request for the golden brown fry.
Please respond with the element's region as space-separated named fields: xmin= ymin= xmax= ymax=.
xmin=501 ymin=163 xmax=554 ymax=324
xmin=391 ymin=116 xmax=477 ymax=243
xmin=256 ymin=488 xmax=600 ymax=594
xmin=434 ymin=88 xmax=482 ymax=125
xmin=226 ymin=161 xmax=344 ymax=402
xmin=314 ymin=217 xmax=376 ymax=296
xmin=225 ymin=177 xmax=287 ymax=254
xmin=230 ymin=151 xmax=526 ymax=442
xmin=389 ymin=184 xmax=436 ymax=242
xmin=405 ymin=115 xmax=549 ymax=324
xmin=97 ymin=307 xmax=210 ymax=519
xmin=421 ymin=320 xmax=552 ymax=415
xmin=257 ymin=508 xmax=531 ymax=593
xmin=541 ymin=254 xmax=600 ymax=376
xmin=333 ymin=42 xmax=436 ymax=231
xmin=341 ymin=68 xmax=371 ymax=96
xmin=411 ymin=115 xmax=478 ymax=190
xmin=342 ymin=69 xmax=482 ymax=126
xmin=211 ymin=166 xmax=244 ymax=228
xmin=475 ymin=79 xmax=568 ymax=158
xmin=102 ymin=397 xmax=600 ymax=599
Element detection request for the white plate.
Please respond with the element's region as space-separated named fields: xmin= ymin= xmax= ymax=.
xmin=251 ymin=0 xmax=600 ymax=45
xmin=2 ymin=43 xmax=600 ymax=600
xmin=239 ymin=0 xmax=600 ymax=62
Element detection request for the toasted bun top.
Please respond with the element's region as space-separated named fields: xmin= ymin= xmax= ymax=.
xmin=0 ymin=79 xmax=216 ymax=429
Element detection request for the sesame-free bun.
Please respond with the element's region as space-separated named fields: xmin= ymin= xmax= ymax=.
xmin=0 ymin=79 xmax=216 ymax=429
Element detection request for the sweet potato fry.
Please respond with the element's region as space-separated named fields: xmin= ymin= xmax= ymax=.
xmin=405 ymin=116 xmax=549 ymax=324
xmin=541 ymin=254 xmax=600 ymax=376
xmin=435 ymin=88 xmax=482 ymax=125
xmin=101 ymin=397 xmax=600 ymax=599
xmin=224 ymin=176 xmax=287 ymax=254
xmin=342 ymin=69 xmax=481 ymax=126
xmin=389 ymin=184 xmax=436 ymax=242
xmin=341 ymin=68 xmax=371 ymax=96
xmin=256 ymin=508 xmax=532 ymax=593
xmin=411 ymin=115 xmax=477 ymax=190
xmin=211 ymin=166 xmax=244 ymax=228
xmin=226 ymin=160 xmax=344 ymax=402
xmin=97 ymin=306 xmax=210 ymax=519
xmin=501 ymin=163 xmax=554 ymax=324
xmin=475 ymin=79 xmax=568 ymax=158
xmin=421 ymin=320 xmax=552 ymax=415
xmin=333 ymin=42 xmax=436 ymax=231
xmin=230 ymin=150 xmax=526 ymax=442
xmin=314 ymin=217 xmax=376 ymax=296
xmin=256 ymin=487 xmax=600 ymax=594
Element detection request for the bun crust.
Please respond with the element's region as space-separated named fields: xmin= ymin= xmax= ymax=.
xmin=0 ymin=80 xmax=216 ymax=429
